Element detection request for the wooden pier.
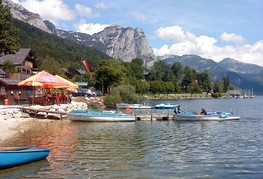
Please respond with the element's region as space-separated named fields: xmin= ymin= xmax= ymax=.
xmin=20 ymin=107 xmax=67 ymax=120
xmin=20 ymin=106 xmax=176 ymax=121
xmin=125 ymin=108 xmax=176 ymax=121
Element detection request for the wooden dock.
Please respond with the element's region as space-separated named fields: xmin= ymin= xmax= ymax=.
xmin=20 ymin=107 xmax=176 ymax=121
xmin=20 ymin=107 xmax=67 ymax=120
xmin=126 ymin=108 xmax=176 ymax=121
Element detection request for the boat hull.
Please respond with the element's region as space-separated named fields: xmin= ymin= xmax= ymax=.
xmin=155 ymin=103 xmax=179 ymax=109
xmin=0 ymin=146 xmax=50 ymax=169
xmin=175 ymin=112 xmax=240 ymax=121
xmin=116 ymin=103 xmax=152 ymax=109
xmin=67 ymin=110 xmax=136 ymax=122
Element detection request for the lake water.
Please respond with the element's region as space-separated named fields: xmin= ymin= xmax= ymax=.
xmin=1 ymin=97 xmax=263 ymax=178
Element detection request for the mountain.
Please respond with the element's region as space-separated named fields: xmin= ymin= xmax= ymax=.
xmin=56 ymin=26 xmax=156 ymax=67
xmin=2 ymin=0 xmax=52 ymax=33
xmin=160 ymin=55 xmax=263 ymax=94
xmin=3 ymin=0 xmax=263 ymax=94
xmin=3 ymin=0 xmax=155 ymax=67
xmin=218 ymin=58 xmax=263 ymax=74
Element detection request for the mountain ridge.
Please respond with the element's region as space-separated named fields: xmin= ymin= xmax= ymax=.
xmin=3 ymin=0 xmax=263 ymax=94
xmin=160 ymin=55 xmax=263 ymax=94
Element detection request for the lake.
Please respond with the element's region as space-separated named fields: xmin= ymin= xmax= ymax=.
xmin=1 ymin=97 xmax=263 ymax=178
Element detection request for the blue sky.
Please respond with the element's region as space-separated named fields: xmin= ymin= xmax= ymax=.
xmin=13 ymin=0 xmax=263 ymax=66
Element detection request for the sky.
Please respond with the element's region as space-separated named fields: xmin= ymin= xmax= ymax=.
xmin=12 ymin=0 xmax=263 ymax=66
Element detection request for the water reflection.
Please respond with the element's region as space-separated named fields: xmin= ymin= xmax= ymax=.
xmin=1 ymin=97 xmax=263 ymax=178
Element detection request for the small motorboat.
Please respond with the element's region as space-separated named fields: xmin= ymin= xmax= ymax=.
xmin=0 ymin=146 xmax=50 ymax=169
xmin=116 ymin=103 xmax=152 ymax=109
xmin=67 ymin=109 xmax=137 ymax=122
xmin=175 ymin=111 xmax=240 ymax=121
xmin=154 ymin=103 xmax=179 ymax=109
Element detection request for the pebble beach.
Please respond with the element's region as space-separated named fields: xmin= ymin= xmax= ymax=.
xmin=0 ymin=97 xmax=104 ymax=145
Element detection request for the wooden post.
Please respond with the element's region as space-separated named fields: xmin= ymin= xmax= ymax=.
xmin=151 ymin=108 xmax=153 ymax=121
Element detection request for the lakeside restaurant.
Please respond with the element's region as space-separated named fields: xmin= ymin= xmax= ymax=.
xmin=0 ymin=78 xmax=32 ymax=105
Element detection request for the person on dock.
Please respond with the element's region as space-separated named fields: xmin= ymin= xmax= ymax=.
xmin=174 ymin=105 xmax=185 ymax=114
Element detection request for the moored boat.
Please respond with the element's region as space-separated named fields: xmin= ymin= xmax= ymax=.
xmin=175 ymin=111 xmax=240 ymax=121
xmin=67 ymin=109 xmax=136 ymax=122
xmin=116 ymin=103 xmax=152 ymax=109
xmin=155 ymin=103 xmax=179 ymax=109
xmin=0 ymin=146 xmax=50 ymax=169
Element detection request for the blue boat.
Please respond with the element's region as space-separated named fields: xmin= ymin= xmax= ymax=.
xmin=0 ymin=146 xmax=50 ymax=169
xmin=175 ymin=111 xmax=240 ymax=121
xmin=67 ymin=109 xmax=136 ymax=122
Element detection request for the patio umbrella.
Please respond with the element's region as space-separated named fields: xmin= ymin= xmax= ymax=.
xmin=54 ymin=75 xmax=79 ymax=89
xmin=18 ymin=71 xmax=70 ymax=104
xmin=18 ymin=71 xmax=70 ymax=88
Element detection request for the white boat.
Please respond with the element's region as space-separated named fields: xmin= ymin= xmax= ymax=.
xmin=175 ymin=111 xmax=240 ymax=121
xmin=155 ymin=103 xmax=179 ymax=109
xmin=67 ymin=109 xmax=136 ymax=122
xmin=116 ymin=103 xmax=152 ymax=109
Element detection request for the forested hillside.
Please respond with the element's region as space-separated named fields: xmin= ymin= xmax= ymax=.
xmin=13 ymin=19 xmax=110 ymax=71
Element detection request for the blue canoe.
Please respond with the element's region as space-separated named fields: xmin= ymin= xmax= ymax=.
xmin=0 ymin=146 xmax=50 ymax=169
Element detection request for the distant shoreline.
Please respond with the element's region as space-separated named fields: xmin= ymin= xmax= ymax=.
xmin=144 ymin=93 xmax=212 ymax=100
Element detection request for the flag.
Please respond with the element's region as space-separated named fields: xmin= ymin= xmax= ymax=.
xmin=82 ymin=60 xmax=92 ymax=78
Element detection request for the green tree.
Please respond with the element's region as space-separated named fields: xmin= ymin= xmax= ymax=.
xmin=129 ymin=58 xmax=144 ymax=79
xmin=213 ymin=80 xmax=224 ymax=93
xmin=93 ymin=59 xmax=126 ymax=93
xmin=104 ymin=84 xmax=142 ymax=106
xmin=137 ymin=80 xmax=150 ymax=94
xmin=0 ymin=1 xmax=19 ymax=54
xmin=149 ymin=80 xmax=166 ymax=94
xmin=181 ymin=66 xmax=196 ymax=92
xmin=198 ymin=70 xmax=212 ymax=94
xmin=148 ymin=61 xmax=170 ymax=81
xmin=188 ymin=82 xmax=202 ymax=95
xmin=39 ymin=56 xmax=64 ymax=76
xmin=1 ymin=60 xmax=15 ymax=78
xmin=171 ymin=61 xmax=184 ymax=80
xmin=223 ymin=76 xmax=230 ymax=92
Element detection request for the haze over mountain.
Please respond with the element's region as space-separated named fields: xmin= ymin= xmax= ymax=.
xmin=161 ymin=55 xmax=263 ymax=94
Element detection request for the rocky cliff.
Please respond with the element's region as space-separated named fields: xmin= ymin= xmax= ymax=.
xmin=3 ymin=0 xmax=156 ymax=66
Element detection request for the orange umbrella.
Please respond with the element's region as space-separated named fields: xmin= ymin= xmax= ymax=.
xmin=18 ymin=71 xmax=70 ymax=105
xmin=54 ymin=75 xmax=79 ymax=89
xmin=18 ymin=71 xmax=69 ymax=88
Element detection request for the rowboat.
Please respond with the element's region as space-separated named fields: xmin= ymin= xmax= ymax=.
xmin=0 ymin=146 xmax=50 ymax=169
xmin=175 ymin=111 xmax=240 ymax=121
xmin=67 ymin=109 xmax=136 ymax=122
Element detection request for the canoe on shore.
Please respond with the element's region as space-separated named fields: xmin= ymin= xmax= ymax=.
xmin=0 ymin=146 xmax=50 ymax=170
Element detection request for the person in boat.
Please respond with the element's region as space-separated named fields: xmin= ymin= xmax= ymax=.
xmin=174 ymin=105 xmax=185 ymax=114
xmin=199 ymin=108 xmax=207 ymax=115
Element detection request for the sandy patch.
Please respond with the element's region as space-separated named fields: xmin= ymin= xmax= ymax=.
xmin=0 ymin=118 xmax=34 ymax=144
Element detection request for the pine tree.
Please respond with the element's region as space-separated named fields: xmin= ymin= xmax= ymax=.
xmin=0 ymin=0 xmax=19 ymax=55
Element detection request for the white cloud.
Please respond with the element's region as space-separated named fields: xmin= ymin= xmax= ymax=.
xmin=77 ymin=23 xmax=110 ymax=35
xmin=16 ymin=0 xmax=74 ymax=24
xmin=75 ymin=4 xmax=100 ymax=17
xmin=155 ymin=26 xmax=196 ymax=43
xmin=221 ymin=32 xmax=246 ymax=44
xmin=153 ymin=26 xmax=263 ymax=66
xmin=134 ymin=11 xmax=145 ymax=21
xmin=95 ymin=2 xmax=106 ymax=9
